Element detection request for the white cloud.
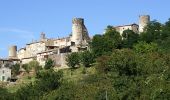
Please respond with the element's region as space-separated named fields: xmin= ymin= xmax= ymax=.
xmin=0 ymin=28 xmax=35 ymax=39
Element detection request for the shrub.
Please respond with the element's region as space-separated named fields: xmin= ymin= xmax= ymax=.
xmin=11 ymin=63 xmax=20 ymax=77
xmin=80 ymin=51 xmax=95 ymax=67
xmin=44 ymin=58 xmax=54 ymax=69
xmin=66 ymin=52 xmax=80 ymax=68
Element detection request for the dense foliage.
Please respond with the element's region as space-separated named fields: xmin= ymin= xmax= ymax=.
xmin=15 ymin=69 xmax=63 ymax=100
xmin=11 ymin=63 xmax=20 ymax=77
xmin=66 ymin=52 xmax=80 ymax=68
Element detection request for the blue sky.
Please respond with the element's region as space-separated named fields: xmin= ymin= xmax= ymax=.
xmin=0 ymin=0 xmax=170 ymax=58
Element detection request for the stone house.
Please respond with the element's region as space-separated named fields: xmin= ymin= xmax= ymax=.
xmin=0 ymin=59 xmax=12 ymax=82
xmin=0 ymin=67 xmax=11 ymax=81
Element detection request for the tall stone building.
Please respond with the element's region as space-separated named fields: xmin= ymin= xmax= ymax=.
xmin=8 ymin=45 xmax=17 ymax=59
xmin=71 ymin=18 xmax=90 ymax=45
xmin=139 ymin=15 xmax=150 ymax=33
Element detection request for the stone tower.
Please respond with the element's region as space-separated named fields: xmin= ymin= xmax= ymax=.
xmin=71 ymin=18 xmax=90 ymax=45
xmin=139 ymin=15 xmax=150 ymax=33
xmin=8 ymin=45 xmax=17 ymax=59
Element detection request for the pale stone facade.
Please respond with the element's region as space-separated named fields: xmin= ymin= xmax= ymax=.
xmin=113 ymin=15 xmax=150 ymax=34
xmin=0 ymin=67 xmax=11 ymax=81
xmin=16 ymin=18 xmax=90 ymax=67
xmin=21 ymin=57 xmax=35 ymax=64
xmin=0 ymin=59 xmax=13 ymax=81
xmin=114 ymin=24 xmax=139 ymax=35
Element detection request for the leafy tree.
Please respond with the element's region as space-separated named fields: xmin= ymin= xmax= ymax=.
xmin=36 ymin=69 xmax=63 ymax=91
xmin=90 ymin=34 xmax=104 ymax=57
xmin=66 ymin=52 xmax=80 ymax=68
xmin=158 ymin=36 xmax=170 ymax=53
xmin=22 ymin=64 xmax=30 ymax=73
xmin=91 ymin=26 xmax=122 ymax=57
xmin=15 ymin=69 xmax=63 ymax=100
xmin=122 ymin=29 xmax=139 ymax=48
xmin=159 ymin=18 xmax=170 ymax=39
xmin=133 ymin=41 xmax=158 ymax=54
xmin=140 ymin=20 xmax=162 ymax=43
xmin=109 ymin=49 xmax=138 ymax=76
xmin=44 ymin=58 xmax=54 ymax=69
xmin=96 ymin=55 xmax=111 ymax=74
xmin=28 ymin=60 xmax=41 ymax=74
xmin=80 ymin=51 xmax=95 ymax=67
xmin=11 ymin=63 xmax=20 ymax=77
xmin=103 ymin=26 xmax=122 ymax=51
xmin=158 ymin=19 xmax=170 ymax=53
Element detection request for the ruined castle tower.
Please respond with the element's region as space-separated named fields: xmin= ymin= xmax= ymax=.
xmin=139 ymin=15 xmax=150 ymax=33
xmin=71 ymin=18 xmax=90 ymax=45
xmin=8 ymin=45 xmax=17 ymax=59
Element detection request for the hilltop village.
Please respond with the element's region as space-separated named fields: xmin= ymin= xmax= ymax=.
xmin=0 ymin=15 xmax=150 ymax=81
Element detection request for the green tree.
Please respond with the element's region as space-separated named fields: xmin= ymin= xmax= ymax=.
xmin=44 ymin=58 xmax=55 ymax=69
xmin=66 ymin=52 xmax=80 ymax=68
xmin=109 ymin=49 xmax=138 ymax=76
xmin=103 ymin=26 xmax=122 ymax=51
xmin=22 ymin=64 xmax=30 ymax=73
xmin=133 ymin=41 xmax=158 ymax=54
xmin=96 ymin=55 xmax=111 ymax=74
xmin=11 ymin=63 xmax=20 ymax=77
xmin=161 ymin=18 xmax=170 ymax=39
xmin=36 ymin=69 xmax=63 ymax=91
xmin=158 ymin=19 xmax=170 ymax=53
xmin=122 ymin=29 xmax=139 ymax=48
xmin=90 ymin=26 xmax=122 ymax=57
xmin=140 ymin=20 xmax=162 ymax=43
xmin=90 ymin=34 xmax=104 ymax=57
xmin=80 ymin=51 xmax=95 ymax=67
xmin=15 ymin=69 xmax=63 ymax=100
xmin=28 ymin=60 xmax=41 ymax=74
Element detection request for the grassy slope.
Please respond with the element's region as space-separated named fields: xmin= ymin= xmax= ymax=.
xmin=61 ymin=67 xmax=96 ymax=82
xmin=6 ymin=67 xmax=96 ymax=93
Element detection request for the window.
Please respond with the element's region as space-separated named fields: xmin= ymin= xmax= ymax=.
xmin=71 ymin=42 xmax=75 ymax=46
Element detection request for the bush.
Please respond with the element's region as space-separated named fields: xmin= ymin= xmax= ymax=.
xmin=80 ymin=51 xmax=95 ymax=67
xmin=66 ymin=52 xmax=80 ymax=68
xmin=22 ymin=64 xmax=30 ymax=73
xmin=11 ymin=63 xmax=20 ymax=77
xmin=15 ymin=69 xmax=63 ymax=100
xmin=133 ymin=41 xmax=158 ymax=54
xmin=44 ymin=58 xmax=54 ymax=69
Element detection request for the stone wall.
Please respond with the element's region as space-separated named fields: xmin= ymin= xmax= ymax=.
xmin=49 ymin=53 xmax=68 ymax=68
